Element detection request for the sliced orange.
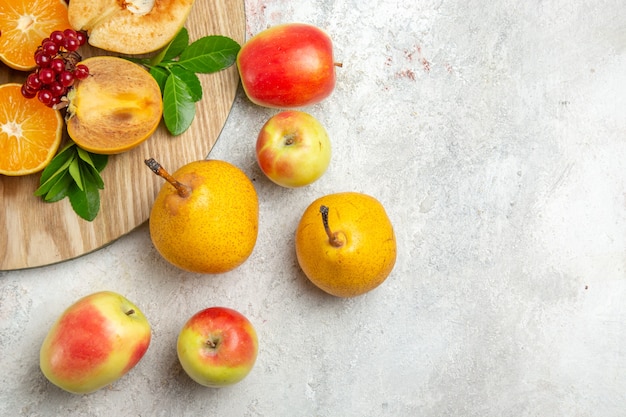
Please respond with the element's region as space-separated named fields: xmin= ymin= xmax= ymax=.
xmin=0 ymin=83 xmax=63 ymax=176
xmin=0 ymin=0 xmax=72 ymax=71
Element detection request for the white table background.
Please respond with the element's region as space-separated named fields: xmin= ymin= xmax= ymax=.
xmin=1 ymin=0 xmax=625 ymax=415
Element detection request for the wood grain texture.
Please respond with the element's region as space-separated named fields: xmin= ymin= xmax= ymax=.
xmin=0 ymin=0 xmax=245 ymax=270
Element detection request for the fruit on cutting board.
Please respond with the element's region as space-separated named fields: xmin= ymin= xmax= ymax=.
xmin=0 ymin=83 xmax=63 ymax=176
xmin=20 ymin=28 xmax=90 ymax=108
xmin=0 ymin=0 xmax=71 ymax=70
xmin=66 ymin=56 xmax=163 ymax=154
xmin=295 ymin=192 xmax=397 ymax=297
xmin=68 ymin=0 xmax=195 ymax=55
xmin=256 ymin=110 xmax=331 ymax=188
xmin=237 ymin=23 xmax=337 ymax=108
xmin=39 ymin=291 xmax=152 ymax=394
xmin=177 ymin=307 xmax=258 ymax=387
xmin=145 ymin=158 xmax=259 ymax=274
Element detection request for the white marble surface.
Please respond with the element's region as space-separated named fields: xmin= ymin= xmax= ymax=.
xmin=2 ymin=0 xmax=626 ymax=415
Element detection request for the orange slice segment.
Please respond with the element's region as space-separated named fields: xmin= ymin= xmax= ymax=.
xmin=0 ymin=83 xmax=63 ymax=176
xmin=0 ymin=0 xmax=72 ymax=71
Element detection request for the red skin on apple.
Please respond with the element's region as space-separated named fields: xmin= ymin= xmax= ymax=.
xmin=177 ymin=307 xmax=258 ymax=387
xmin=46 ymin=303 xmax=112 ymax=378
xmin=237 ymin=23 xmax=337 ymax=108
xmin=190 ymin=308 xmax=256 ymax=366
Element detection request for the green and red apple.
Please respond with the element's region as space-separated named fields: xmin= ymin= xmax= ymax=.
xmin=39 ymin=291 xmax=151 ymax=394
xmin=256 ymin=110 xmax=331 ymax=188
xmin=177 ymin=307 xmax=258 ymax=387
xmin=237 ymin=23 xmax=338 ymax=108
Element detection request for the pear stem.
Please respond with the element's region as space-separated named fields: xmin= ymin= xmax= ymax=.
xmin=145 ymin=158 xmax=191 ymax=198
xmin=320 ymin=205 xmax=344 ymax=248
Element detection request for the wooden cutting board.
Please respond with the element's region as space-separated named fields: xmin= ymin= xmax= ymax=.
xmin=0 ymin=0 xmax=246 ymax=270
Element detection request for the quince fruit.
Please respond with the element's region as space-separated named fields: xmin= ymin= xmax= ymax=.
xmin=68 ymin=0 xmax=195 ymax=55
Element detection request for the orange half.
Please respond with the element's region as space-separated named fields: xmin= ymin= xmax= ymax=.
xmin=0 ymin=83 xmax=63 ymax=176
xmin=0 ymin=0 xmax=72 ymax=70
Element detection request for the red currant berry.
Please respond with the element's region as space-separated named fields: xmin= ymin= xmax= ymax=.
xmin=50 ymin=58 xmax=65 ymax=73
xmin=38 ymin=68 xmax=56 ymax=85
xmin=63 ymin=36 xmax=79 ymax=52
xmin=49 ymin=82 xmax=66 ymax=97
xmin=49 ymin=95 xmax=62 ymax=108
xmin=59 ymin=70 xmax=75 ymax=87
xmin=63 ymin=29 xmax=77 ymax=39
xmin=21 ymin=84 xmax=37 ymax=99
xmin=74 ymin=64 xmax=90 ymax=80
xmin=34 ymin=51 xmax=51 ymax=67
xmin=26 ymin=73 xmax=43 ymax=90
xmin=37 ymin=89 xmax=53 ymax=106
xmin=41 ymin=40 xmax=59 ymax=56
xmin=50 ymin=30 xmax=65 ymax=45
xmin=76 ymin=31 xmax=88 ymax=46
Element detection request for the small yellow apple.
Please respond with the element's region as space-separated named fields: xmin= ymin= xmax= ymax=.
xmin=177 ymin=307 xmax=258 ymax=387
xmin=256 ymin=110 xmax=331 ymax=188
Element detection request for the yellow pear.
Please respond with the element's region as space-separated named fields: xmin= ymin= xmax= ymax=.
xmin=145 ymin=158 xmax=258 ymax=274
xmin=295 ymin=192 xmax=396 ymax=297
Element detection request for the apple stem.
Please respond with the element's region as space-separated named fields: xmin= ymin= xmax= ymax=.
xmin=284 ymin=133 xmax=297 ymax=146
xmin=144 ymin=158 xmax=192 ymax=198
xmin=125 ymin=309 xmax=135 ymax=316
xmin=334 ymin=62 xmax=343 ymax=68
xmin=320 ymin=205 xmax=344 ymax=248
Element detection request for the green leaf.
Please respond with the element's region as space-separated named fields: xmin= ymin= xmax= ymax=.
xmin=91 ymin=152 xmax=108 ymax=173
xmin=140 ymin=29 xmax=240 ymax=137
xmin=78 ymin=161 xmax=105 ymax=190
xmin=76 ymin=147 xmax=98 ymax=169
xmin=160 ymin=27 xmax=190 ymax=62
xmin=37 ymin=143 xmax=76 ymax=186
xmin=163 ymin=71 xmax=196 ymax=135
xmin=44 ymin=172 xmax=73 ymax=202
xmin=169 ymin=65 xmax=202 ymax=102
xmin=68 ymin=157 xmax=83 ymax=191
xmin=34 ymin=156 xmax=73 ymax=197
xmin=123 ymin=56 xmax=151 ymax=67
xmin=150 ymin=65 xmax=170 ymax=95
xmin=178 ymin=35 xmax=240 ymax=74
xmin=68 ymin=168 xmax=101 ymax=222
xmin=35 ymin=141 xmax=107 ymax=221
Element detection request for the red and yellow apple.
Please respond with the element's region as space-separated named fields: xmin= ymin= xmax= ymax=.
xmin=39 ymin=291 xmax=151 ymax=394
xmin=237 ymin=23 xmax=337 ymax=108
xmin=177 ymin=307 xmax=258 ymax=387
xmin=256 ymin=110 xmax=331 ymax=188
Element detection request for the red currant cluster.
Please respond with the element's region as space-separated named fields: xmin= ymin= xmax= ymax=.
xmin=21 ymin=29 xmax=90 ymax=108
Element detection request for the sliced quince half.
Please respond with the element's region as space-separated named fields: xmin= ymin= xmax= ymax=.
xmin=66 ymin=56 xmax=163 ymax=155
xmin=68 ymin=0 xmax=195 ymax=55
